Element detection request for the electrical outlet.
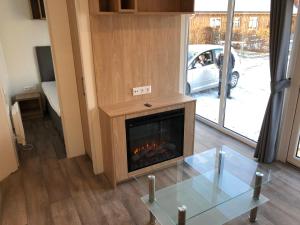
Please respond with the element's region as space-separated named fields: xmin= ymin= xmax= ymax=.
xmin=23 ymin=85 xmax=36 ymax=92
xmin=144 ymin=85 xmax=151 ymax=94
xmin=132 ymin=87 xmax=141 ymax=96
xmin=132 ymin=85 xmax=152 ymax=96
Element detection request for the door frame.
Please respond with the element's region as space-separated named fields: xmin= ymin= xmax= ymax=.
xmin=44 ymin=0 xmax=85 ymax=158
xmin=277 ymin=7 xmax=300 ymax=164
xmin=286 ymin=89 xmax=300 ymax=167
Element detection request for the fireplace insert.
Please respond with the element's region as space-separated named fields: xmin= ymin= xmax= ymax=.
xmin=126 ymin=108 xmax=185 ymax=172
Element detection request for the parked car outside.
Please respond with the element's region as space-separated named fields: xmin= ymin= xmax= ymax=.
xmin=186 ymin=44 xmax=240 ymax=94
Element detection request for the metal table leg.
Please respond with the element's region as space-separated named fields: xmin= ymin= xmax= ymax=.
xmin=218 ymin=150 xmax=225 ymax=175
xmin=178 ymin=205 xmax=187 ymax=225
xmin=148 ymin=175 xmax=156 ymax=224
xmin=249 ymin=172 xmax=264 ymax=223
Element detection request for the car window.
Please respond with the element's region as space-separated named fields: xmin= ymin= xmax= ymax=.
xmin=200 ymin=51 xmax=214 ymax=66
xmin=188 ymin=51 xmax=198 ymax=61
xmin=189 ymin=57 xmax=201 ymax=69
xmin=214 ymin=48 xmax=223 ymax=62
xmin=190 ymin=51 xmax=214 ymax=69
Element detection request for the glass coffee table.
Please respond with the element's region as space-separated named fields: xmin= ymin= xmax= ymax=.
xmin=133 ymin=146 xmax=271 ymax=225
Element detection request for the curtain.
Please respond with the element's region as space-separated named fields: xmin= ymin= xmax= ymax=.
xmin=254 ymin=0 xmax=294 ymax=163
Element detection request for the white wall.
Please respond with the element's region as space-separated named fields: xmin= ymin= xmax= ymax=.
xmin=0 ymin=0 xmax=50 ymax=96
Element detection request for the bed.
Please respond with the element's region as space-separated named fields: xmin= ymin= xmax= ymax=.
xmin=36 ymin=46 xmax=64 ymax=138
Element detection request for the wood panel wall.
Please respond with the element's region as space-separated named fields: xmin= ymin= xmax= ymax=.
xmin=89 ymin=14 xmax=182 ymax=106
xmin=72 ymin=0 xmax=104 ymax=174
xmin=66 ymin=0 xmax=92 ymax=158
xmin=44 ymin=0 xmax=85 ymax=158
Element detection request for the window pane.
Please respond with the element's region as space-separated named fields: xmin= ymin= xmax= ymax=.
xmin=224 ymin=0 xmax=271 ymax=141
xmin=187 ymin=1 xmax=228 ymax=123
xmin=223 ymin=0 xmax=298 ymax=141
xmin=289 ymin=1 xmax=299 ymax=66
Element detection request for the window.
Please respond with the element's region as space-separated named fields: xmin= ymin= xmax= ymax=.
xmin=191 ymin=51 xmax=214 ymax=69
xmin=187 ymin=3 xmax=228 ymax=123
xmin=210 ymin=18 xmax=222 ymax=28
xmin=249 ymin=17 xmax=258 ymax=29
xmin=214 ymin=48 xmax=223 ymax=59
xmin=233 ymin=17 xmax=240 ymax=28
xmin=187 ymin=0 xmax=272 ymax=142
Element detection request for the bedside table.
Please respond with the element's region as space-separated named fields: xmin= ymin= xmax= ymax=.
xmin=15 ymin=92 xmax=43 ymax=120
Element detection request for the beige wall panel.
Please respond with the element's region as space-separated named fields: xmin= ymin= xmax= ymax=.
xmin=66 ymin=0 xmax=92 ymax=158
xmin=0 ymin=86 xmax=18 ymax=181
xmin=75 ymin=0 xmax=104 ymax=173
xmin=90 ymin=15 xmax=181 ymax=106
xmin=99 ymin=109 xmax=116 ymax=186
xmin=44 ymin=0 xmax=85 ymax=158
xmin=184 ymin=101 xmax=196 ymax=157
xmin=112 ymin=116 xmax=128 ymax=182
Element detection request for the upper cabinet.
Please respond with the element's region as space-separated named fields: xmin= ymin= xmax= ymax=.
xmin=92 ymin=0 xmax=195 ymax=15
xmin=30 ymin=0 xmax=46 ymax=19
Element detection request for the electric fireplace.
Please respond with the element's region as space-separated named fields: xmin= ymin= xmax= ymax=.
xmin=126 ymin=109 xmax=185 ymax=172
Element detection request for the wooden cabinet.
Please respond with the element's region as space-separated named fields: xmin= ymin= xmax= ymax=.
xmin=14 ymin=92 xmax=43 ymax=120
xmin=29 ymin=0 xmax=46 ymax=19
xmin=119 ymin=0 xmax=137 ymax=12
xmin=93 ymin=0 xmax=195 ymax=14
xmin=99 ymin=94 xmax=196 ymax=187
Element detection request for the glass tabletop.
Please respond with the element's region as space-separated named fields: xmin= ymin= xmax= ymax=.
xmin=133 ymin=146 xmax=271 ymax=225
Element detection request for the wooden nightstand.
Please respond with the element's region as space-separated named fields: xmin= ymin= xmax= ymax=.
xmin=15 ymin=92 xmax=43 ymax=120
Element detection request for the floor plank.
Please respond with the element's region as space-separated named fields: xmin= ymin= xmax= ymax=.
xmin=59 ymin=158 xmax=108 ymax=225
xmin=51 ymin=198 xmax=82 ymax=225
xmin=22 ymin=157 xmax=53 ymax=225
xmin=1 ymin=119 xmax=300 ymax=225
xmin=42 ymin=158 xmax=71 ymax=203
xmin=0 ymin=171 xmax=27 ymax=225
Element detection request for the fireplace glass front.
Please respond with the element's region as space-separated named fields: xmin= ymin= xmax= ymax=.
xmin=126 ymin=109 xmax=184 ymax=172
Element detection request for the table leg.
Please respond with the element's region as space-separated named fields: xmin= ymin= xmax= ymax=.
xmin=148 ymin=175 xmax=156 ymax=224
xmin=178 ymin=205 xmax=187 ymax=225
xmin=149 ymin=212 xmax=156 ymax=225
xmin=249 ymin=172 xmax=264 ymax=223
xmin=218 ymin=150 xmax=225 ymax=175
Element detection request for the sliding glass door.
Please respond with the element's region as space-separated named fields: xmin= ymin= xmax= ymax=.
xmin=186 ymin=0 xmax=229 ymax=123
xmin=187 ymin=0 xmax=298 ymax=144
xmin=223 ymin=0 xmax=271 ymax=141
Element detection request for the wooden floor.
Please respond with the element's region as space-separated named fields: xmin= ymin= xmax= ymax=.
xmin=0 ymin=119 xmax=300 ymax=225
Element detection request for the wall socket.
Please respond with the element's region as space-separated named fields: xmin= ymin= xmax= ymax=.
xmin=23 ymin=85 xmax=36 ymax=92
xmin=132 ymin=85 xmax=152 ymax=96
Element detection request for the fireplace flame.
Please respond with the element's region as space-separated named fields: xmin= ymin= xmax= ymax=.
xmin=132 ymin=142 xmax=161 ymax=155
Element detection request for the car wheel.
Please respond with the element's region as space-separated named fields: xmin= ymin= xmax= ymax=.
xmin=186 ymin=83 xmax=191 ymax=95
xmin=231 ymin=72 xmax=239 ymax=88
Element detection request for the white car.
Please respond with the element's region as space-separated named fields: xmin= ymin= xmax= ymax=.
xmin=186 ymin=44 xmax=240 ymax=94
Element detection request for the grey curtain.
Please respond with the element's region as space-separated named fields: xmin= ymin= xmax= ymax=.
xmin=255 ymin=0 xmax=294 ymax=163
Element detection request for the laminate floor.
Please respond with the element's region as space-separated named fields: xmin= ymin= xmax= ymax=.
xmin=0 ymin=120 xmax=299 ymax=225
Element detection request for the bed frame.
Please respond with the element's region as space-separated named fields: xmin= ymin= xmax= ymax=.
xmin=35 ymin=46 xmax=64 ymax=139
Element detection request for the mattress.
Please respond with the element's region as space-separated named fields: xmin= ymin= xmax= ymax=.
xmin=41 ymin=81 xmax=60 ymax=116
